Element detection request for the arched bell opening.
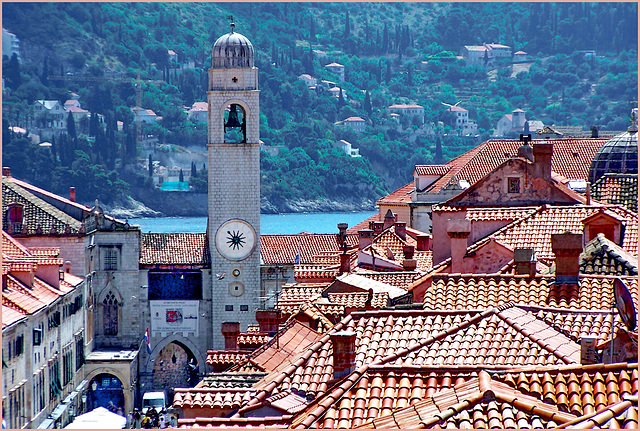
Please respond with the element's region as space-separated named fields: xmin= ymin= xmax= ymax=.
xmin=224 ymin=103 xmax=246 ymax=143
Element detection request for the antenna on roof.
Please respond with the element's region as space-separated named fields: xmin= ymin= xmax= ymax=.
xmin=227 ymin=15 xmax=235 ymax=33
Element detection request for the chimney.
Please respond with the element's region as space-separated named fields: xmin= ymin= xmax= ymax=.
xmin=221 ymin=322 xmax=241 ymax=350
xmin=2 ymin=167 xmax=10 ymax=177
xmin=69 ymin=187 xmax=76 ymax=202
xmin=370 ymin=221 xmax=384 ymax=235
xmin=580 ymin=336 xmax=598 ymax=364
xmin=416 ymin=234 xmax=432 ymax=251
xmin=64 ymin=261 xmax=71 ymax=274
xmin=358 ymin=229 xmax=374 ymax=250
xmin=383 ymin=209 xmax=396 ymax=229
xmin=513 ymin=248 xmax=536 ymax=276
xmin=585 ymin=182 xmax=591 ymax=205
xmin=255 ymin=310 xmax=281 ymax=336
xmin=402 ymin=245 xmax=417 ymax=270
xmin=591 ymin=126 xmax=599 ymax=138
xmin=551 ymin=232 xmax=583 ymax=284
xmin=532 ymin=142 xmax=553 ymax=181
xmin=339 ymin=251 xmax=351 ymax=274
xmin=331 ymin=330 xmax=357 ymax=380
xmin=337 ymin=223 xmax=348 ymax=243
xmin=447 ymin=219 xmax=471 ymax=273
xmin=394 ymin=222 xmax=407 ymax=240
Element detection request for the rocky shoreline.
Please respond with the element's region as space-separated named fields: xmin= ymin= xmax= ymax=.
xmin=102 ymin=194 xmax=376 ymax=219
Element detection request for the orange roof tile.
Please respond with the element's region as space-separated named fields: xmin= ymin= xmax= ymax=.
xmin=414 ymin=164 xmax=451 ymax=176
xmin=289 ymin=362 xmax=637 ymax=429
xmin=237 ymin=304 xmax=583 ymax=422
xmin=420 ymin=274 xmax=638 ymax=311
xmin=140 ymin=233 xmax=210 ymax=266
xmin=206 ymin=350 xmax=252 ymax=372
xmin=173 ymin=387 xmax=254 ymax=410
xmin=581 ymin=233 xmax=638 ymax=276
xmin=424 ymin=138 xmax=607 ymax=194
xmin=260 ymin=233 xmax=358 ymax=265
xmin=488 ymin=205 xmax=638 ymax=261
xmin=376 ymin=182 xmax=413 ymax=205
xmin=591 ymin=173 xmax=638 ymax=213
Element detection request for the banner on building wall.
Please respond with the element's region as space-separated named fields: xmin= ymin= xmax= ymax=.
xmin=149 ymin=301 xmax=199 ymax=337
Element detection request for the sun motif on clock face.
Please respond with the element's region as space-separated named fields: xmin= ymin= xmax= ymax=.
xmin=215 ymin=219 xmax=256 ymax=261
xmin=226 ymin=230 xmax=246 ymax=250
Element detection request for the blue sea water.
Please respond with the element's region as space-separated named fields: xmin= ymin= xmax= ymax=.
xmin=130 ymin=211 xmax=377 ymax=235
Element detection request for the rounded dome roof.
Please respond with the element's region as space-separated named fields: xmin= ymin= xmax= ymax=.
xmin=212 ymin=28 xmax=254 ymax=69
xmin=588 ymin=123 xmax=638 ymax=184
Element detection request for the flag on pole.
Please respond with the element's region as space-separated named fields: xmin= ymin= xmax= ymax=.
xmin=294 ymin=243 xmax=301 ymax=265
xmin=144 ymin=328 xmax=152 ymax=354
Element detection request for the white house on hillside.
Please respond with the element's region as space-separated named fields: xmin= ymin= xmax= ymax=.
xmin=333 ymin=139 xmax=361 ymax=158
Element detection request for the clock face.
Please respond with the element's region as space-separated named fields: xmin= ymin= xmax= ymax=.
xmin=215 ymin=219 xmax=256 ymax=261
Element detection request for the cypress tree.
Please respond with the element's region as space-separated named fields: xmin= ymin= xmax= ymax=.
xmin=191 ymin=161 xmax=197 ymax=177
xmin=385 ymin=62 xmax=391 ymax=83
xmin=435 ymin=136 xmax=443 ymax=163
xmin=338 ymin=86 xmax=345 ymax=106
xmin=67 ymin=111 xmax=77 ymax=142
xmin=364 ymin=90 xmax=372 ymax=116
xmin=148 ymin=154 xmax=153 ymax=176
xmin=343 ymin=10 xmax=351 ymax=38
xmin=179 ymin=168 xmax=184 ymax=183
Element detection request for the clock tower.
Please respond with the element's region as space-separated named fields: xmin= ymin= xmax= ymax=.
xmin=208 ymin=23 xmax=261 ymax=349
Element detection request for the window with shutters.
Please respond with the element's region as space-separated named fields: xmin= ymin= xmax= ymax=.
xmin=103 ymin=292 xmax=119 ymax=336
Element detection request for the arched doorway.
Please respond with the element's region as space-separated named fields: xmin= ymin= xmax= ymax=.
xmin=152 ymin=342 xmax=198 ymax=399
xmin=87 ymin=374 xmax=125 ymax=415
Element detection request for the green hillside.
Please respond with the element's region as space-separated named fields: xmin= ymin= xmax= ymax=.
xmin=2 ymin=2 xmax=637 ymax=210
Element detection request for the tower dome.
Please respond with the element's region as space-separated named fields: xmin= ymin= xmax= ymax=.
xmin=212 ymin=24 xmax=254 ymax=69
xmin=588 ymin=116 xmax=638 ymax=184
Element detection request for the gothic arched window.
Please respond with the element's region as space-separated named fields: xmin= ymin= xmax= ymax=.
xmin=103 ymin=292 xmax=118 ymax=336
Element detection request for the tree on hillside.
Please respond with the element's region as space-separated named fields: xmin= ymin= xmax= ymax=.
xmin=364 ymin=90 xmax=372 ymax=116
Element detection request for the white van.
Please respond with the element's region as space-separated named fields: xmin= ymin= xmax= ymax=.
xmin=142 ymin=391 xmax=167 ymax=414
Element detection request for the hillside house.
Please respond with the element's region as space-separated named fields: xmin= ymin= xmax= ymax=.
xmin=65 ymin=105 xmax=90 ymax=124
xmin=187 ymin=102 xmax=208 ymax=123
xmin=336 ymin=116 xmax=366 ymax=133
xmin=495 ymin=108 xmax=527 ymax=136
xmin=333 ymin=139 xmax=361 ymax=158
xmin=462 ymin=43 xmax=512 ymax=66
xmin=132 ymin=107 xmax=159 ymax=124
xmin=387 ymin=104 xmax=425 ymax=124
xmin=298 ymin=74 xmax=317 ymax=88
xmin=33 ymin=100 xmax=67 ymax=136
xmin=2 ymin=27 xmax=21 ymax=62
xmin=513 ymin=50 xmax=529 ymax=62
xmin=327 ymin=86 xmax=346 ymax=99
xmin=324 ymin=62 xmax=345 ymax=82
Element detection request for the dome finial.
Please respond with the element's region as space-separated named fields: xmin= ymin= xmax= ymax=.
xmin=227 ymin=15 xmax=235 ymax=33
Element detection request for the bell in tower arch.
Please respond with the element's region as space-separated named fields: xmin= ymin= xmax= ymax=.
xmin=224 ymin=104 xmax=247 ymax=143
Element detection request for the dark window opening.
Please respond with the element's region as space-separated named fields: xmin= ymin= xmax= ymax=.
xmin=148 ymin=271 xmax=203 ymax=300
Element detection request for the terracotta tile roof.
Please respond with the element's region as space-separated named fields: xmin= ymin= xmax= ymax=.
xmin=591 ymin=173 xmax=638 ymax=213
xmin=292 ymin=264 xmax=340 ymax=282
xmin=206 ymin=350 xmax=252 ymax=372
xmin=260 ymin=233 xmax=358 ymax=265
xmin=227 ymin=320 xmax=324 ymax=375
xmin=173 ymin=387 xmax=255 ymax=410
xmin=236 ymin=304 xmax=582 ymax=422
xmin=415 ymin=165 xmax=452 ymax=176
xmin=376 ymin=182 xmax=413 ymax=205
xmin=2 ymin=177 xmax=83 ymax=235
xmin=177 ymin=416 xmax=289 ymax=428
xmin=140 ymin=233 xmax=210 ymax=266
xmin=472 ymin=205 xmax=638 ymax=263
xmin=424 ymin=138 xmax=607 ymax=194
xmin=525 ymin=307 xmax=621 ymax=345
xmin=581 ymin=233 xmax=638 ymax=276
xmin=327 ymin=273 xmax=409 ymax=301
xmin=289 ymin=362 xmax=638 ymax=429
xmin=326 ymin=292 xmax=390 ymax=309
xmin=560 ymin=394 xmax=638 ymax=429
xmin=356 ymin=271 xmax=423 ymax=288
xmin=347 ymin=213 xmax=380 ymax=234
xmin=354 ymin=370 xmax=578 ymax=429
xmin=432 ymin=205 xmax=540 ymax=221
xmin=2 ymin=304 xmax=26 ymax=328
xmin=421 ymin=274 xmax=638 ymax=311
xmin=197 ymin=372 xmax=266 ymax=389
xmin=238 ymin=325 xmax=270 ymax=349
